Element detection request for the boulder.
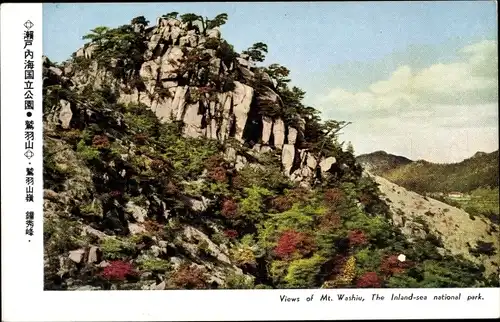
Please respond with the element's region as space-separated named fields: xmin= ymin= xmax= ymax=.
xmin=59 ymin=100 xmax=72 ymax=129
xmin=319 ymin=157 xmax=336 ymax=172
xmin=68 ymin=249 xmax=85 ymax=264
xmin=207 ymin=27 xmax=221 ymax=38
xmin=126 ymin=201 xmax=147 ymax=223
xmin=87 ymin=246 xmax=100 ymax=264
xmin=128 ymin=223 xmax=147 ymax=235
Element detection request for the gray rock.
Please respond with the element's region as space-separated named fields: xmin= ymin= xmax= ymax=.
xmin=154 ymin=281 xmax=166 ymax=290
xmin=287 ymin=127 xmax=298 ymax=145
xmin=319 ymin=157 xmax=336 ymax=172
xmin=232 ymin=81 xmax=254 ymax=142
xmin=87 ymin=246 xmax=100 ymax=264
xmin=68 ymin=249 xmax=86 ymax=263
xmin=182 ymin=103 xmax=203 ymax=138
xmin=128 ymin=223 xmax=147 ymax=235
xmin=59 ymin=100 xmax=72 ymax=129
xmin=273 ymin=119 xmax=286 ymax=148
xmin=207 ymin=27 xmax=221 ymax=38
xmin=126 ymin=201 xmax=147 ymax=223
xmin=281 ymin=144 xmax=295 ymax=175
xmin=262 ymin=116 xmax=273 ymax=145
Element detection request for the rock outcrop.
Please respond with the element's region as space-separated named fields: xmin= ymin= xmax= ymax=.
xmin=51 ymin=16 xmax=337 ymax=183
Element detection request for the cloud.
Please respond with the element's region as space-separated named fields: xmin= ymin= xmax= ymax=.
xmin=318 ymin=40 xmax=498 ymax=117
xmin=315 ymin=40 xmax=498 ymax=163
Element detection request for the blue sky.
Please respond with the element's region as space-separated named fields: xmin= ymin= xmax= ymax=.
xmin=43 ymin=2 xmax=498 ymax=162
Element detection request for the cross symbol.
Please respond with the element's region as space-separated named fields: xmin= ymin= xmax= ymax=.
xmin=24 ymin=20 xmax=34 ymax=30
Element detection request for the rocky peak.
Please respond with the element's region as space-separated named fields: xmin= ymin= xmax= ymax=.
xmin=47 ymin=15 xmax=341 ymax=185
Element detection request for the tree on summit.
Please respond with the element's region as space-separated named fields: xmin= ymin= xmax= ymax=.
xmin=242 ymin=42 xmax=269 ymax=62
xmin=131 ymin=16 xmax=149 ymax=26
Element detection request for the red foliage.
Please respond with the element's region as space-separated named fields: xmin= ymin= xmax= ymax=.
xmin=206 ymin=155 xmax=227 ymax=170
xmin=274 ymin=230 xmax=316 ymax=260
xmin=199 ymin=86 xmax=216 ymax=94
xmin=92 ymin=135 xmax=110 ymax=149
xmin=271 ymin=195 xmax=294 ymax=212
xmin=327 ymin=255 xmax=348 ymax=280
xmin=100 ymin=261 xmax=136 ymax=281
xmin=231 ymin=174 xmax=244 ymax=189
xmin=165 ymin=181 xmax=178 ymax=194
xmin=356 ymin=272 xmax=381 ymax=288
xmin=171 ymin=264 xmax=207 ymax=289
xmin=209 ymin=166 xmax=227 ymax=183
xmin=109 ymin=190 xmax=122 ymax=198
xmin=223 ymin=229 xmax=238 ymax=239
xmin=150 ymin=159 xmax=164 ymax=172
xmin=359 ymin=193 xmax=373 ymax=207
xmin=133 ymin=133 xmax=148 ymax=145
xmin=348 ymin=230 xmax=368 ymax=247
xmin=221 ymin=199 xmax=239 ymax=219
xmin=324 ymin=188 xmax=344 ymax=206
xmin=143 ymin=219 xmax=163 ymax=233
xmin=320 ymin=210 xmax=342 ymax=230
xmin=287 ymin=187 xmax=311 ymax=203
xmin=380 ymin=255 xmax=412 ymax=276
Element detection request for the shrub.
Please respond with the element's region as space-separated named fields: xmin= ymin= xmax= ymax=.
xmin=139 ymin=258 xmax=171 ymax=273
xmin=324 ymin=188 xmax=344 ymax=206
xmin=224 ymin=229 xmax=238 ymax=239
xmin=225 ymin=273 xmax=254 ymax=289
xmin=319 ymin=210 xmax=342 ymax=230
xmin=100 ymin=260 xmax=136 ymax=281
xmin=348 ymin=230 xmax=368 ymax=247
xmin=471 ymin=241 xmax=496 ymax=256
xmin=92 ymin=134 xmax=110 ymax=149
xmin=133 ymin=133 xmax=148 ymax=145
xmin=231 ymin=246 xmax=257 ymax=267
xmin=284 ymin=254 xmax=325 ymax=288
xmin=274 ymin=230 xmax=316 ymax=260
xmin=221 ymin=198 xmax=239 ymax=219
xmin=356 ymin=271 xmax=381 ymax=288
xmin=100 ymin=237 xmax=135 ymax=260
xmin=380 ymin=255 xmax=412 ymax=276
xmin=171 ymin=264 xmax=207 ymax=289
xmin=271 ymin=195 xmax=293 ymax=212
xmin=209 ymin=166 xmax=227 ymax=182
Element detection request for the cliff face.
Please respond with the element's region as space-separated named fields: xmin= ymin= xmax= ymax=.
xmin=51 ymin=17 xmax=336 ymax=186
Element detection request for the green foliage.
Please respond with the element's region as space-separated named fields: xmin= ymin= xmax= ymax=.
xmin=100 ymin=237 xmax=135 ymax=260
xmin=131 ymin=16 xmax=149 ymax=26
xmin=239 ymin=186 xmax=274 ymax=222
xmin=225 ymin=273 xmax=255 ymax=289
xmin=44 ymin=217 xmax=86 ymax=254
xmin=162 ymin=12 xmax=179 ymax=19
xmin=138 ymin=258 xmax=171 ymax=272
xmin=242 ymin=42 xmax=268 ymax=62
xmin=283 ymin=254 xmax=325 ymax=288
xmin=76 ymin=140 xmax=101 ymax=161
xmin=380 ymin=151 xmax=499 ymax=194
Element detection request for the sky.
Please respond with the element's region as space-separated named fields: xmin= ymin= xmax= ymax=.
xmin=43 ymin=2 xmax=498 ymax=163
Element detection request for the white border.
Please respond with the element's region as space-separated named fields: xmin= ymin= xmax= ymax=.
xmin=1 ymin=3 xmax=500 ymax=321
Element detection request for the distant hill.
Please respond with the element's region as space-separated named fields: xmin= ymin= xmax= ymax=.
xmin=356 ymin=151 xmax=413 ymax=174
xmin=358 ymin=150 xmax=499 ymax=194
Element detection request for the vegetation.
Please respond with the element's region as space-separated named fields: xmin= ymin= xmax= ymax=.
xmin=42 ymin=12 xmax=499 ymax=291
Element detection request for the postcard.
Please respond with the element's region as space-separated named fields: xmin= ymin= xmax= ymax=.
xmin=1 ymin=2 xmax=499 ymax=321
